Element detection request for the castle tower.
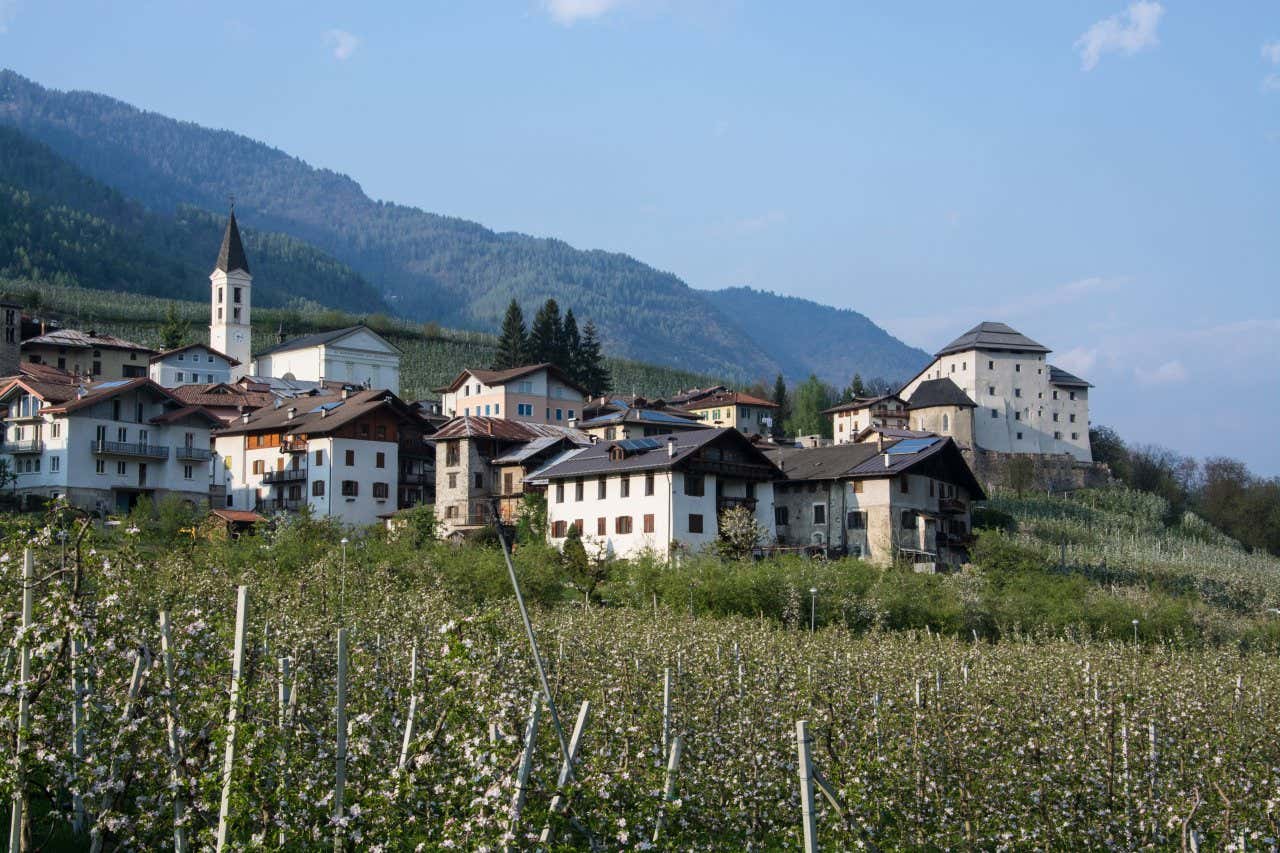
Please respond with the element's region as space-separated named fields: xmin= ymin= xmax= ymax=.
xmin=209 ymin=210 xmax=252 ymax=380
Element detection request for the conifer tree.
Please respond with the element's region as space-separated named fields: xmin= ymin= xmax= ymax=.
xmin=159 ymin=303 xmax=191 ymax=350
xmin=562 ymin=308 xmax=582 ymax=377
xmin=529 ymin=298 xmax=567 ymax=368
xmin=771 ymin=374 xmax=789 ymax=439
xmin=576 ymin=320 xmax=611 ymax=397
xmin=493 ymin=299 xmax=528 ymax=368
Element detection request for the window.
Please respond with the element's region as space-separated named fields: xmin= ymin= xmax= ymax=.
xmin=345 ymin=450 xmax=355 ymax=466
xmin=117 ymin=461 xmax=127 ymax=476
xmin=50 ymin=456 xmax=60 ymax=473
xmin=494 ymin=404 xmax=500 ymax=415
xmin=988 ymin=360 xmax=994 ymax=370
xmin=1052 ymin=413 xmax=1059 ymax=422
xmin=556 ymin=408 xmax=563 ymax=421
xmin=567 ymin=410 xmax=574 ymax=420
xmin=1015 ymin=364 xmax=1021 ymax=372
xmin=314 ymin=449 xmax=324 ymax=466
xmin=775 ymin=506 xmax=789 ymax=525
xmin=504 ymin=472 xmax=514 ymax=494
xmin=574 ymin=479 xmax=584 ymax=501
xmin=1014 ymin=388 xmax=1021 ymax=398
xmin=1053 ymin=431 xmax=1062 ymax=440
xmin=942 ymin=414 xmax=949 ymax=431
xmin=684 ymin=473 xmax=705 ymax=496
xmin=517 ymin=403 xmax=533 ymax=417
xmin=572 ymin=519 xmax=584 ymax=534
xmin=555 ymin=482 xmax=565 ymax=503
xmin=373 ymin=482 xmax=390 ymax=499
xmin=847 ymin=511 xmax=866 ymax=530
xmin=644 ymin=473 xmax=654 ymax=496
xmin=552 ymin=520 xmax=568 ymax=538
xmin=252 ymin=460 xmax=265 ymax=475
xmin=597 ymin=517 xmax=607 ymax=536
xmin=341 ymin=480 xmax=359 ymax=497
xmin=447 ymin=473 xmax=457 ymax=489
xmin=1071 ymin=432 xmax=1079 ymax=440
xmin=313 ymin=480 xmax=325 ymax=497
xmin=1053 ymin=390 xmax=1059 ymax=400
xmin=1069 ymin=392 xmax=1076 ymax=401
xmin=183 ymin=464 xmax=193 ymax=479
xmin=376 ymin=452 xmax=386 ymax=468
xmin=112 ymin=400 xmax=121 ymax=421
xmin=474 ymin=473 xmax=483 ymax=489
xmin=598 ymin=478 xmax=607 ymax=499
xmin=446 ymin=444 xmax=460 ymax=466
xmin=51 ymin=423 xmax=60 ymax=438
xmin=643 ymin=514 xmax=655 ymax=533
xmin=901 ymin=510 xmax=916 ymax=530
xmin=899 ymin=476 xmax=910 ymax=494
xmin=92 ymin=361 xmax=101 ymax=376
xmin=687 ymin=514 xmax=704 ymax=534
xmin=813 ymin=504 xmax=826 ymax=525
xmin=988 ymin=386 xmax=996 ymax=395
xmin=375 ymin=425 xmax=387 ymax=440
xmin=176 ymin=371 xmax=185 ymax=383
xmin=233 ymin=287 xmax=242 ymax=304
xmin=615 ymin=516 xmax=633 ymax=534
xmin=1069 ymin=414 xmax=1077 ymax=423
xmin=1016 ymin=432 xmax=1024 ymax=440
xmin=1014 ymin=411 xmax=1021 ymax=421
xmin=620 ymin=477 xmax=631 ymax=498
xmin=991 ymin=409 xmax=999 ymax=418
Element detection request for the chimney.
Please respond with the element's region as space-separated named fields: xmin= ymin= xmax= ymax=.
xmin=241 ymin=411 xmax=250 ymax=425
xmin=667 ymin=436 xmax=677 ymax=458
xmin=883 ymin=453 xmax=891 ymax=468
xmin=876 ymin=433 xmax=884 ymax=453
xmin=568 ymin=416 xmax=577 ymax=429
xmin=341 ymin=387 xmax=350 ymax=400
xmin=286 ymin=406 xmax=296 ymax=421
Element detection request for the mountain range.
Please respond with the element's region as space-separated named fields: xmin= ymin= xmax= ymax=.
xmin=0 ymin=69 xmax=929 ymax=385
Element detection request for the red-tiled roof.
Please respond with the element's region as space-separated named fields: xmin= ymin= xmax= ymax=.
xmin=211 ymin=509 xmax=264 ymax=524
xmin=684 ymin=391 xmax=778 ymax=410
xmin=432 ymin=363 xmax=587 ymax=395
xmin=430 ymin=415 xmax=588 ymax=443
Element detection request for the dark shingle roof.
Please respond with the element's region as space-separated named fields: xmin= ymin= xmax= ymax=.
xmin=215 ymin=211 xmax=250 ymax=274
xmin=907 ymin=378 xmax=977 ymax=410
xmin=253 ymin=324 xmax=400 ymax=359
xmin=822 ymin=394 xmax=905 ymax=415
xmin=214 ymin=388 xmax=415 ymax=437
xmin=432 ymin=363 xmax=586 ymax=395
xmin=765 ymin=444 xmax=881 ymax=480
xmin=769 ymin=436 xmax=985 ymax=497
xmin=936 ymin=322 xmax=1050 ymax=357
xmin=430 ymin=416 xmax=589 ymax=444
xmin=528 ymin=427 xmax=781 ymax=481
xmin=1048 ymin=365 xmax=1092 ymax=389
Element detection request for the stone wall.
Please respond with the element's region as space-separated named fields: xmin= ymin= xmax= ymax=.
xmin=965 ymin=449 xmax=1110 ymax=495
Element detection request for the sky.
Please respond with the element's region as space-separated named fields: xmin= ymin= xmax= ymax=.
xmin=1 ymin=0 xmax=1278 ymax=474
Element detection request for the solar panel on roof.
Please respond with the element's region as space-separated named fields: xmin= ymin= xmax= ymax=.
xmin=615 ymin=437 xmax=662 ymax=452
xmin=93 ymin=380 xmax=129 ymax=390
xmin=886 ymin=437 xmax=939 ymax=455
xmin=307 ymin=401 xmax=344 ymax=414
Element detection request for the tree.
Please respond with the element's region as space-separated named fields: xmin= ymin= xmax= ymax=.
xmin=159 ymin=303 xmax=191 ymax=350
xmin=771 ymin=374 xmax=789 ymax=439
xmin=493 ymin=299 xmax=528 ymax=369
xmin=529 ymin=299 xmax=567 ymax=369
xmin=576 ymin=320 xmax=611 ymax=397
xmin=786 ymin=374 xmax=835 ymax=438
xmin=562 ymin=308 xmax=582 ymax=377
xmin=717 ymin=505 xmax=768 ymax=560
xmin=843 ymin=373 xmax=867 ymax=403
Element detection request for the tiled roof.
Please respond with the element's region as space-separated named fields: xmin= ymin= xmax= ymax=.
xmin=211 ymin=509 xmax=264 ymax=524
xmin=169 ymin=383 xmax=275 ymax=410
xmin=822 ymin=394 xmax=905 ymax=415
xmin=576 ymin=407 xmax=704 ymax=429
xmin=21 ymin=328 xmax=155 ymax=353
xmin=907 ymin=379 xmax=976 ymax=409
xmin=432 ymin=362 xmax=587 ymax=396
xmin=527 ymin=427 xmax=782 ymax=482
xmin=214 ymin=388 xmax=416 ymax=438
xmin=1048 ymin=365 xmax=1092 ymax=389
xmin=0 ymin=363 xmax=82 ymax=404
xmin=683 ymin=391 xmax=778 ymax=409
xmin=936 ymin=322 xmax=1050 ymax=357
xmin=430 ymin=416 xmax=589 ymax=444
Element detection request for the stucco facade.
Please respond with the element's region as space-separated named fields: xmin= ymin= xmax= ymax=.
xmin=252 ymin=327 xmax=402 ymax=394
xmin=438 ymin=365 xmax=585 ymax=426
xmin=828 ymin=395 xmax=910 ymax=445
xmin=149 ymin=345 xmax=237 ymax=388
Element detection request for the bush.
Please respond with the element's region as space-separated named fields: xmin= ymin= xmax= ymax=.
xmin=971 ymin=506 xmax=1018 ymax=534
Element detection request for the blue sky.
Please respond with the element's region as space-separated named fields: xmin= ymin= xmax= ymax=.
xmin=2 ymin=1 xmax=1278 ymax=473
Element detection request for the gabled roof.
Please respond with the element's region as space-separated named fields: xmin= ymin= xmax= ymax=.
xmin=667 ymin=385 xmax=729 ymax=406
xmin=907 ymin=378 xmax=977 ymax=410
xmin=490 ymin=435 xmax=584 ymax=466
xmin=150 ymin=343 xmax=241 ymax=366
xmin=40 ymin=377 xmax=202 ymax=417
xmin=211 ymin=508 xmax=264 ymax=525
xmin=822 ymin=393 xmax=905 ymax=415
xmin=768 ymin=436 xmax=985 ymax=497
xmin=683 ymin=390 xmax=778 ymax=410
xmin=430 ymin=416 xmax=589 ymax=444
xmin=147 ymin=404 xmax=223 ymax=427
xmin=215 ymin=211 xmax=250 ymax=274
xmin=576 ymin=407 xmax=705 ymax=430
xmin=527 ymin=427 xmax=782 ymax=482
xmin=21 ymin=328 xmax=156 ymax=354
xmin=0 ymin=363 xmax=82 ymax=405
xmin=1048 ymin=365 xmax=1092 ymax=389
xmin=214 ymin=388 xmax=417 ymax=438
xmin=935 ymin=322 xmax=1050 ymax=357
xmin=169 ymin=382 xmax=276 ymax=410
xmin=432 ymin=362 xmax=587 ymax=396
xmin=252 ymin=324 xmax=401 ymax=359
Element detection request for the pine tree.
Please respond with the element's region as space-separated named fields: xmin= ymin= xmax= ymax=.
xmin=529 ymin=298 xmax=567 ymax=369
xmin=159 ymin=303 xmax=190 ymax=350
xmin=576 ymin=320 xmax=611 ymax=397
xmin=493 ymin=299 xmax=528 ymax=368
xmin=771 ymin=374 xmax=789 ymax=439
xmin=842 ymin=373 xmax=866 ymax=403
xmin=562 ymin=308 xmax=582 ymax=378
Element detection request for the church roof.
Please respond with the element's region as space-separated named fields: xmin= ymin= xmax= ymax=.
xmin=935 ymin=322 xmax=1050 ymax=357
xmin=215 ymin=211 xmax=250 ymax=274
xmin=252 ymin=324 xmax=400 ymax=359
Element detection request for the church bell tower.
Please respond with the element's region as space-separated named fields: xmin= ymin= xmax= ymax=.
xmin=210 ymin=208 xmax=252 ymax=380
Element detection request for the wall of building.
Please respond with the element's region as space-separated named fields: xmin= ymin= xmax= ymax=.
xmin=149 ymin=349 xmax=234 ymax=387
xmin=23 ymin=345 xmax=149 ymax=380
xmin=0 ymin=305 xmax=20 ymax=377
xmin=831 ymin=401 xmax=909 ymax=445
xmin=910 ymin=405 xmax=976 ymax=449
xmin=209 ymin=269 xmax=252 ymax=377
xmin=443 ymin=369 xmax=583 ymax=425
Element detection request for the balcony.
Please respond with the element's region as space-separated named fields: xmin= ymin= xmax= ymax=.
xmin=92 ymin=440 xmax=169 ymax=460
xmin=717 ymin=496 xmax=759 ymax=513
xmin=870 ymin=408 xmax=907 ymax=420
xmin=262 ymin=467 xmax=307 ymax=485
xmin=258 ymin=498 xmax=305 ymax=512
xmin=3 ymin=439 xmax=43 ymax=454
xmin=175 ymin=445 xmax=213 ymax=462
xmin=939 ymin=497 xmax=967 ymax=515
xmin=399 ymin=471 xmax=432 ymax=485
xmin=280 ymin=437 xmax=308 ymax=454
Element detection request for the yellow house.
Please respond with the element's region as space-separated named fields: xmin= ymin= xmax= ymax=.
xmin=683 ymin=391 xmax=779 ymax=437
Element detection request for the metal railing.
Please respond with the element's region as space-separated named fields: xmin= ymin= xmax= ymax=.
xmin=175 ymin=445 xmax=213 ymax=461
xmin=398 ymin=471 xmax=432 ymax=485
xmin=262 ymin=467 xmax=307 ymax=484
xmin=280 ymin=437 xmax=308 ymax=453
xmin=2 ymin=439 xmax=43 ymax=454
xmin=91 ymin=440 xmax=169 ymax=460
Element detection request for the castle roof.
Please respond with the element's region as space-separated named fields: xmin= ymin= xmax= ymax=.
xmin=935 ymin=322 xmax=1050 ymax=357
xmin=907 ymin=378 xmax=977 ymax=410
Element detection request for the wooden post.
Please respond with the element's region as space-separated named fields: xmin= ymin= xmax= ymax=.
xmin=539 ymin=700 xmax=591 ymax=845
xmin=215 ymin=585 xmax=249 ymax=853
xmin=333 ymin=628 xmax=349 ymax=853
xmin=8 ymin=548 xmax=33 ymax=853
xmin=796 ymin=720 xmax=819 ymax=853
xmin=277 ymin=656 xmax=293 ymax=848
xmin=652 ymin=734 xmax=684 ymax=844
xmin=158 ymin=612 xmax=188 ymax=853
xmin=507 ymin=692 xmax=541 ymax=851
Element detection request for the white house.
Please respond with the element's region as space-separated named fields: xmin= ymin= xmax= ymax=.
xmin=434 ymin=363 xmax=586 ymax=425
xmin=149 ymin=344 xmax=239 ymax=388
xmin=530 ymin=427 xmax=781 ymax=561
xmin=899 ymin=322 xmax=1093 ymax=462
xmin=0 ymin=367 xmax=220 ymax=513
xmin=252 ymin=325 xmax=402 ymax=394
xmin=213 ymin=387 xmax=430 ymax=527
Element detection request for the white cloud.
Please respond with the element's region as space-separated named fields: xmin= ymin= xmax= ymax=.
xmin=1263 ymin=41 xmax=1280 ymax=65
xmin=324 ymin=28 xmax=360 ymax=61
xmin=0 ymin=0 xmax=19 ymax=34
xmin=1263 ymin=73 xmax=1280 ymax=94
xmin=1134 ymin=359 xmax=1187 ymax=385
xmin=544 ymin=0 xmax=628 ymax=25
xmin=1075 ymin=2 xmax=1164 ymax=72
xmin=1055 ymin=347 xmax=1098 ymax=377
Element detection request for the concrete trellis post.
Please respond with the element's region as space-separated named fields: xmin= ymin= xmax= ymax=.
xmin=539 ymin=699 xmax=591 ymax=845
xmin=278 ymin=656 xmax=293 ymax=848
xmin=70 ymin=634 xmax=86 ymax=835
xmin=507 ymin=692 xmax=542 ymax=851
xmin=8 ymin=548 xmax=33 ymax=853
xmin=652 ymin=734 xmax=684 ymax=844
xmin=796 ymin=720 xmax=819 ymax=853
xmin=158 ymin=611 xmax=188 ymax=853
xmin=398 ymin=694 xmax=418 ymax=772
xmin=215 ymin=585 xmax=250 ymax=853
xmin=661 ymin=667 xmax=672 ymax=763
xmin=334 ymin=628 xmax=349 ymax=853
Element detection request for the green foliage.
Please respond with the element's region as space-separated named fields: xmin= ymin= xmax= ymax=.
xmin=158 ymin=302 xmax=190 ymax=350
xmin=492 ymin=298 xmax=527 ymax=369
xmin=971 ymin=506 xmax=1017 ymax=533
xmin=715 ymin=505 xmax=766 ymax=560
xmin=784 ymin=373 xmax=836 ymax=437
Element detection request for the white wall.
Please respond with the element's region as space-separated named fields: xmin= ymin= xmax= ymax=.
xmin=149 ymin=348 xmax=234 ymax=387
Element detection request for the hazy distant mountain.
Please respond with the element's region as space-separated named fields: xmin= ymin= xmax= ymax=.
xmin=0 ymin=69 xmax=924 ymax=383
xmin=703 ymin=287 xmax=929 ymax=385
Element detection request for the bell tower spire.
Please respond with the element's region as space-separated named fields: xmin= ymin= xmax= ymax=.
xmin=210 ymin=206 xmax=252 ymax=379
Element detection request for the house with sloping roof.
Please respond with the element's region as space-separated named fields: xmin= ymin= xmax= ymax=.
xmin=679 ymin=390 xmax=780 ymax=438
xmin=529 ymin=427 xmax=782 ymax=560
xmin=899 ymin=321 xmax=1093 ymax=462
xmin=766 ymin=436 xmax=984 ymax=570
xmin=575 ymin=396 xmax=704 ymax=441
xmin=431 ymin=415 xmax=590 ymax=536
xmin=21 ymin=328 xmax=156 ymax=381
xmin=824 ymin=394 xmax=910 ymax=444
xmin=213 ymin=387 xmax=433 ymax=526
xmin=149 ymin=343 xmax=241 ymax=388
xmin=251 ymin=325 xmax=402 ymax=394
xmin=433 ymin=363 xmax=587 ymax=427
xmin=0 ymin=373 xmax=221 ymax=513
